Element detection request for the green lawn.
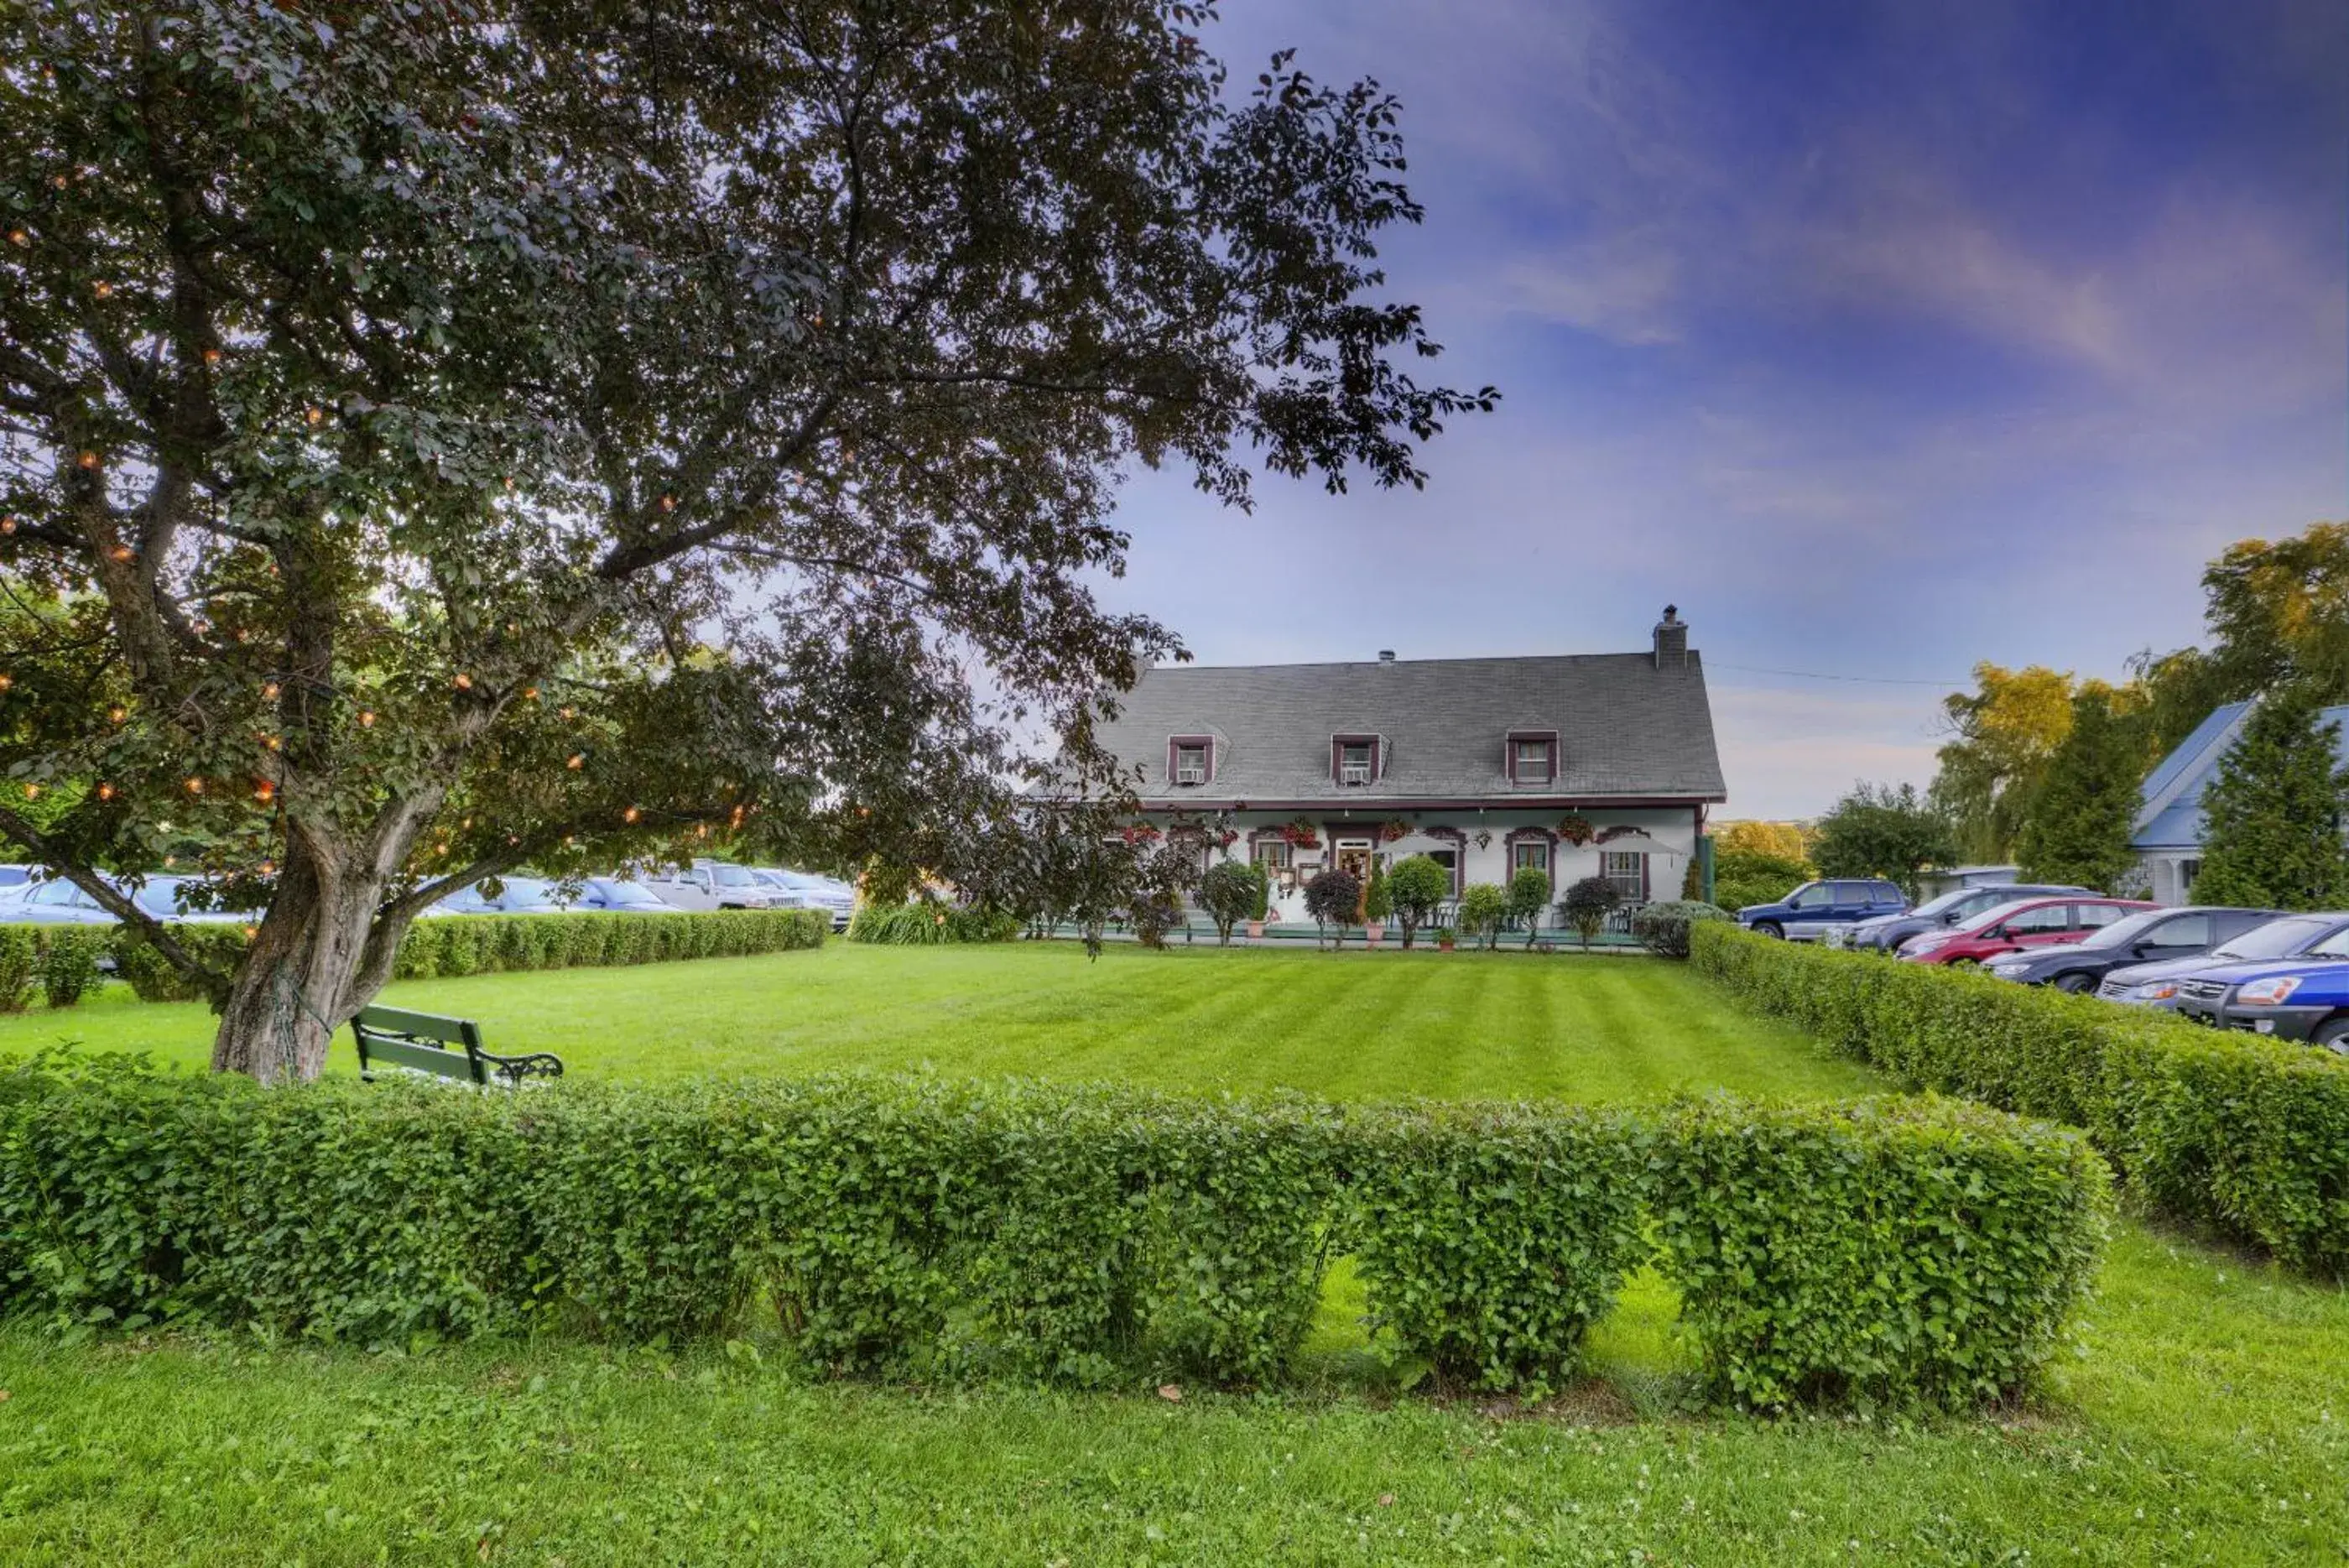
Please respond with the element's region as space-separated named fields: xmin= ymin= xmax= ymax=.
xmin=0 ymin=941 xmax=1870 ymax=1102
xmin=1 ymin=944 xmax=2344 ymax=1565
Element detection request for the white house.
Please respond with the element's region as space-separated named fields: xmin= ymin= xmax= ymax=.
xmin=2131 ymin=698 xmax=2349 ymax=904
xmin=1090 ymin=609 xmax=1727 ymax=926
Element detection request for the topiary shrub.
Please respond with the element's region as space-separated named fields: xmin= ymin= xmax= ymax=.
xmin=1456 ymin=883 xmax=1507 ymax=951
xmin=1505 ymin=867 xmax=1550 ymax=948
xmin=36 ymin=927 xmax=106 ymax=1008
xmin=1198 ymin=861 xmax=1260 ymax=945
xmin=1631 ymin=899 xmax=1731 ymax=959
xmin=1385 ymin=855 xmax=1449 ymax=949
xmin=1302 ymin=868 xmax=1360 ymax=950
xmin=1559 ymin=875 xmax=1618 ymax=950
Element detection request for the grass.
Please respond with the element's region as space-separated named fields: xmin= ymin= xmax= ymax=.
xmin=0 ymin=943 xmax=2344 ymax=1564
xmin=0 ymin=940 xmax=1870 ymax=1102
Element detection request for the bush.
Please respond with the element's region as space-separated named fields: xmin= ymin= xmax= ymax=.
xmin=1655 ymin=1094 xmax=2109 ymax=1410
xmin=0 ymin=1060 xmax=2105 ymax=1409
xmin=1505 ymin=867 xmax=1551 ymax=947
xmin=1385 ymin=855 xmax=1449 ymax=948
xmin=35 ymin=927 xmax=106 ymax=1008
xmin=1457 ymin=883 xmax=1507 ymax=950
xmin=1558 ymin=875 xmax=1617 ymax=949
xmin=1714 ymin=848 xmax=1812 ymax=913
xmin=1632 ymin=899 xmax=1731 ymax=959
xmin=0 ymin=927 xmax=35 ymax=1013
xmin=1691 ymin=923 xmax=2349 ymax=1276
xmin=1362 ymin=862 xmax=1393 ymax=925
xmin=109 ymin=925 xmax=251 ymax=1002
xmin=1302 ymin=868 xmax=1359 ymax=949
xmin=1198 ymin=861 xmax=1260 ymax=945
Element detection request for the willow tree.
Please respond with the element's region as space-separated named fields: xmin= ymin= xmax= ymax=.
xmin=0 ymin=3 xmax=1491 ymax=1080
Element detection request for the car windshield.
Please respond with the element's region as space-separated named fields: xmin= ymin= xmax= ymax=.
xmin=1956 ymin=898 xmax=2039 ymax=933
xmin=1909 ymin=889 xmax=1979 ymax=918
xmin=497 ymin=878 xmax=559 ymax=908
xmin=588 ymin=878 xmax=667 ymax=909
xmin=133 ymin=878 xmax=190 ymax=917
xmin=710 ymin=864 xmax=759 ymax=888
xmin=2212 ymin=916 xmax=2334 ymax=960
xmin=2076 ymin=910 xmax=2168 ymax=950
xmin=2297 ymin=925 xmax=2349 ymax=960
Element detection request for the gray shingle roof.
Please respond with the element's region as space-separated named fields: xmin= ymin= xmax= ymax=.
xmin=1097 ymin=651 xmax=1727 ymax=804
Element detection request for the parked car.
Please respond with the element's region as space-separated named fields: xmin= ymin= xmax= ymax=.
xmin=1982 ymin=906 xmax=2283 ymax=992
xmin=4 ymin=872 xmax=257 ymax=925
xmin=1834 ymin=883 xmax=2088 ymax=953
xmin=431 ymin=876 xmax=565 ymax=915
xmin=565 ymin=876 xmax=678 ymax=914
xmin=1895 ymin=895 xmax=2156 ymax=966
xmin=0 ymin=865 xmax=33 ymax=896
xmin=2097 ymin=911 xmax=2349 ymax=1007
xmin=634 ymin=859 xmax=783 ymax=911
xmin=1737 ymin=878 xmax=1907 ymax=941
xmin=8 ymin=875 xmax=121 ymax=924
xmin=751 ymin=867 xmax=856 ymax=929
xmin=2171 ymin=932 xmax=2349 ymax=1051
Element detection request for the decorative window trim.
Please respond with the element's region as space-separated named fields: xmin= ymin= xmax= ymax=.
xmin=1165 ymin=734 xmax=1215 ymax=788
xmin=1503 ymin=826 xmax=1559 ymax=892
xmin=1330 ymin=732 xmax=1383 ymax=786
xmin=1247 ymin=829 xmax=1295 ymax=869
xmin=1505 ymin=730 xmax=1560 ymax=786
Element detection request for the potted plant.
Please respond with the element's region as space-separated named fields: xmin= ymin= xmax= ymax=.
xmin=1558 ymin=812 xmax=1595 ymax=847
xmin=1435 ymin=925 xmax=1456 ymax=952
xmin=1247 ymin=861 xmax=1270 ymax=939
xmin=1362 ymin=860 xmax=1393 ymax=946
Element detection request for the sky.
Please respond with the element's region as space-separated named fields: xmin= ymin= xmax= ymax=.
xmin=1091 ymin=0 xmax=2349 ymax=819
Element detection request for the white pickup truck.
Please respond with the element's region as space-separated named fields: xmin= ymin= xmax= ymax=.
xmin=635 ymin=859 xmax=786 ymax=912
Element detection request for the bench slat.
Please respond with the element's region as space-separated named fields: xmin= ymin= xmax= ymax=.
xmin=355 ymin=1005 xmax=482 ymax=1050
xmin=358 ymin=1034 xmax=483 ymax=1083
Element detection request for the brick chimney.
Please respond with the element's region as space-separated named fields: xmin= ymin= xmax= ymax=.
xmin=1653 ymin=605 xmax=1688 ymax=668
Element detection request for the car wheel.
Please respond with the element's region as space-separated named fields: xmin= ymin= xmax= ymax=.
xmin=2311 ymin=1016 xmax=2349 ymax=1055
xmin=2054 ymin=972 xmax=2096 ymax=994
xmin=1755 ymin=921 xmax=1784 ymax=940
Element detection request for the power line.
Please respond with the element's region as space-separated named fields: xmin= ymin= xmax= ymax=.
xmin=1710 ymin=662 xmax=1967 ymax=688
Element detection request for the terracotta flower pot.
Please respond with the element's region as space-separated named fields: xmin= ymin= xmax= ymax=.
xmin=1245 ymin=919 xmax=1264 ymax=940
xmin=1437 ymin=935 xmax=1456 ymax=952
xmin=1365 ymin=922 xmax=1384 ymax=947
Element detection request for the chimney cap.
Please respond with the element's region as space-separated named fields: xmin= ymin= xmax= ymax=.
xmin=1660 ymin=603 xmax=1681 ymax=624
xmin=1377 ymin=649 xmax=1396 ymax=662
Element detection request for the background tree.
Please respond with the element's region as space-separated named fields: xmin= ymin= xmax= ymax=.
xmin=1559 ymin=875 xmax=1617 ymax=950
xmin=1384 ymin=853 xmax=1448 ymax=949
xmin=2013 ymin=688 xmax=2144 ymax=893
xmin=1457 ymin=883 xmax=1506 ymax=951
xmin=0 ymin=3 xmax=1489 ymax=1080
xmin=1712 ymin=848 xmax=1813 ymax=912
xmin=1930 ymin=664 xmax=2078 ymax=862
xmin=2185 ymin=685 xmax=2349 ymax=910
xmin=1362 ymin=859 xmax=1393 ymax=929
xmin=1197 ymin=859 xmax=1258 ymax=945
xmin=1302 ymin=867 xmax=1360 ymax=951
xmin=1506 ymin=865 xmax=1550 ymax=948
xmin=1711 ymin=820 xmax=1811 ymax=862
xmin=1811 ymin=783 xmax=1956 ymax=899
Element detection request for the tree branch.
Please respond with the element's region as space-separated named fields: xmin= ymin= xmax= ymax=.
xmin=0 ymin=805 xmax=234 ymax=998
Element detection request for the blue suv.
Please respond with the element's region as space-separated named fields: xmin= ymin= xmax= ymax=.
xmin=2171 ymin=925 xmax=2349 ymax=1051
xmin=1737 ymin=878 xmax=1908 ymax=942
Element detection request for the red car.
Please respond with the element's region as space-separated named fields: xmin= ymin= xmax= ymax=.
xmin=1897 ymin=895 xmax=2157 ymax=966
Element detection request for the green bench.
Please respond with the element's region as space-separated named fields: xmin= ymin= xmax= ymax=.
xmin=352 ymin=1005 xmax=565 ymax=1088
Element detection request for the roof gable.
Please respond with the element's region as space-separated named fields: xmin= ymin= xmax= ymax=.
xmin=2133 ymin=700 xmax=2349 ymax=850
xmin=1095 ymin=651 xmax=1726 ymax=803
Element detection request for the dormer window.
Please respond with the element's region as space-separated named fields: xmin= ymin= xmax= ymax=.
xmin=1507 ymin=731 xmax=1558 ymax=785
xmin=1331 ymin=733 xmax=1382 ymax=786
xmin=1166 ymin=735 xmax=1213 ymax=787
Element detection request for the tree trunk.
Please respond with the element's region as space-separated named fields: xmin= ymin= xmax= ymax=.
xmin=207 ymin=836 xmax=409 ymax=1084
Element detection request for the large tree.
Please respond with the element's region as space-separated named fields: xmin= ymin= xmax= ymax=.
xmin=1930 ymin=663 xmax=2077 ymax=864
xmin=2013 ymin=687 xmax=2144 ymax=893
xmin=0 ymin=2 xmax=1492 ymax=1080
xmin=2186 ymin=684 xmax=2349 ymax=911
xmin=1810 ymin=782 xmax=1956 ymax=899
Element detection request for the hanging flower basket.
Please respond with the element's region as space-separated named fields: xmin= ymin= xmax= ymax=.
xmin=1280 ymin=819 xmax=1321 ymax=850
xmin=1557 ymin=812 xmax=1595 ymax=847
xmin=1120 ymin=824 xmax=1162 ymax=845
xmin=1379 ymin=819 xmax=1410 ymax=843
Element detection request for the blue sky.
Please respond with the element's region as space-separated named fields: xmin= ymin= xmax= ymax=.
xmin=1094 ymin=0 xmax=2348 ymax=818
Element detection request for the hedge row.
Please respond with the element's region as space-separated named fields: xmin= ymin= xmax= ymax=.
xmin=1691 ymin=923 xmax=2349 ymax=1275
xmin=0 ymin=1060 xmax=2109 ymax=1409
xmin=29 ymin=909 xmax=831 ymax=1005
xmin=846 ymin=903 xmax=1021 ymax=945
xmin=0 ymin=926 xmax=112 ymax=1012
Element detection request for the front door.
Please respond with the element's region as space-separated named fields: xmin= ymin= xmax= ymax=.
xmin=1335 ymin=840 xmax=1373 ymax=884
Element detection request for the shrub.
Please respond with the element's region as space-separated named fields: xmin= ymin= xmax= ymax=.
xmin=1350 ymin=1102 xmax=1654 ymax=1396
xmin=108 ymin=925 xmax=251 ymax=1002
xmin=1198 ymin=861 xmax=1260 ymax=945
xmin=1558 ymin=875 xmax=1617 ymax=949
xmin=0 ymin=927 xmax=34 ymax=1013
xmin=1302 ymin=868 xmax=1359 ymax=950
xmin=0 ymin=1060 xmax=2106 ymax=1409
xmin=1714 ymin=848 xmax=1811 ymax=912
xmin=1362 ymin=862 xmax=1393 ymax=925
xmin=35 ymin=927 xmax=106 ymax=1008
xmin=1655 ymin=1094 xmax=2110 ymax=1411
xmin=1505 ymin=867 xmax=1551 ymax=947
xmin=1632 ymin=899 xmax=1731 ymax=959
xmin=1691 ymin=923 xmax=2349 ymax=1276
xmin=1457 ymin=883 xmax=1507 ymax=950
xmin=1385 ymin=855 xmax=1449 ymax=948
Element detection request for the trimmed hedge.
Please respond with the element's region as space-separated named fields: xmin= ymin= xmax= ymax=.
xmin=0 ymin=1060 xmax=2108 ymax=1409
xmin=846 ymin=904 xmax=1020 ymax=945
xmin=1691 ymin=922 xmax=2349 ymax=1276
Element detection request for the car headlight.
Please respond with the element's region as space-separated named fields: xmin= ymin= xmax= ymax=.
xmin=2131 ymin=981 xmax=2178 ymax=1001
xmin=2236 ymin=976 xmax=2303 ymax=1007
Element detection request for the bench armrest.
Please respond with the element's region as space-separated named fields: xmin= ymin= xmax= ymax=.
xmin=477 ymin=1048 xmax=565 ymax=1088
